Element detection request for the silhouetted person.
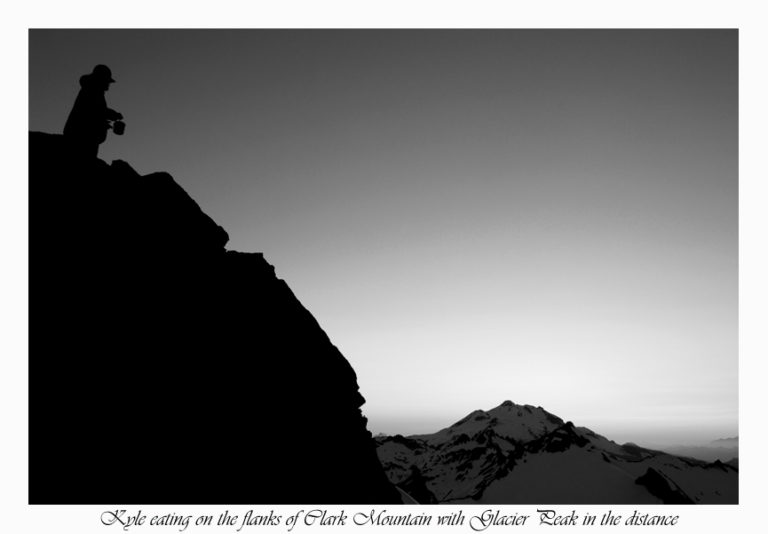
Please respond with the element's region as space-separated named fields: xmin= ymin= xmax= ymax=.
xmin=63 ymin=64 xmax=124 ymax=158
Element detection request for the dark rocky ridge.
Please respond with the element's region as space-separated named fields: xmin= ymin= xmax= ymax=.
xmin=29 ymin=132 xmax=400 ymax=504
xmin=635 ymin=468 xmax=695 ymax=504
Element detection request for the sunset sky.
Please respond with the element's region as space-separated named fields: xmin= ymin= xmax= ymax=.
xmin=29 ymin=29 xmax=737 ymax=446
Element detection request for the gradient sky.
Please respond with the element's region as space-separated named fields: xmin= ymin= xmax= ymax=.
xmin=29 ymin=29 xmax=737 ymax=446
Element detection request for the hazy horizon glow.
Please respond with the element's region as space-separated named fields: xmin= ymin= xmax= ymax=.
xmin=29 ymin=30 xmax=737 ymax=447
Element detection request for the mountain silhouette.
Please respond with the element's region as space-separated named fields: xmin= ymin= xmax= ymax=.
xmin=29 ymin=131 xmax=400 ymax=504
xmin=376 ymin=401 xmax=738 ymax=504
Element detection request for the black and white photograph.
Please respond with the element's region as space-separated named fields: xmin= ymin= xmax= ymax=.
xmin=5 ymin=2 xmax=767 ymax=532
xmin=27 ymin=27 xmax=737 ymax=506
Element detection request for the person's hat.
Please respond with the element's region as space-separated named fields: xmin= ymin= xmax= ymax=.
xmin=92 ymin=64 xmax=116 ymax=83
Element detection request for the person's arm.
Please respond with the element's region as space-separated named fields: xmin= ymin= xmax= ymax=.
xmin=106 ymin=108 xmax=123 ymax=121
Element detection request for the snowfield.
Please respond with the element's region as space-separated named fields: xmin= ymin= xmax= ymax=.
xmin=376 ymin=401 xmax=737 ymax=504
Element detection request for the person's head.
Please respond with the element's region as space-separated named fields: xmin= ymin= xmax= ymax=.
xmin=90 ymin=64 xmax=115 ymax=91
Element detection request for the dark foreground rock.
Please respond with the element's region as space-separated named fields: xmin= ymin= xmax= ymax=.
xmin=29 ymin=132 xmax=400 ymax=504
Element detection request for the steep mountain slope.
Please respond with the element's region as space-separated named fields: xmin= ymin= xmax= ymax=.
xmin=29 ymin=132 xmax=400 ymax=504
xmin=376 ymin=401 xmax=737 ymax=504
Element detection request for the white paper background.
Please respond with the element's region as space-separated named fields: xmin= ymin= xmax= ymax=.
xmin=3 ymin=1 xmax=765 ymax=532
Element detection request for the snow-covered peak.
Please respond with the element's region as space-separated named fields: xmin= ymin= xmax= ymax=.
xmin=377 ymin=400 xmax=737 ymax=504
xmin=416 ymin=401 xmax=564 ymax=445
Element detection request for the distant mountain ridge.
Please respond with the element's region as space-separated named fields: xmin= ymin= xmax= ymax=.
xmin=710 ymin=436 xmax=738 ymax=447
xmin=376 ymin=401 xmax=737 ymax=504
xmin=660 ymin=436 xmax=738 ymax=464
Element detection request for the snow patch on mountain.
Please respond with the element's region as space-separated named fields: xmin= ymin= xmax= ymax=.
xmin=376 ymin=401 xmax=737 ymax=504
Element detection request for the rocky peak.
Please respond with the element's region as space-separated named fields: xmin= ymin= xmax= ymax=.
xmin=29 ymin=132 xmax=399 ymax=504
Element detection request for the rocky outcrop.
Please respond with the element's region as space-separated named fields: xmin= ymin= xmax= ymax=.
xmin=635 ymin=468 xmax=695 ymax=504
xmin=29 ymin=132 xmax=400 ymax=504
xmin=524 ymin=421 xmax=590 ymax=454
